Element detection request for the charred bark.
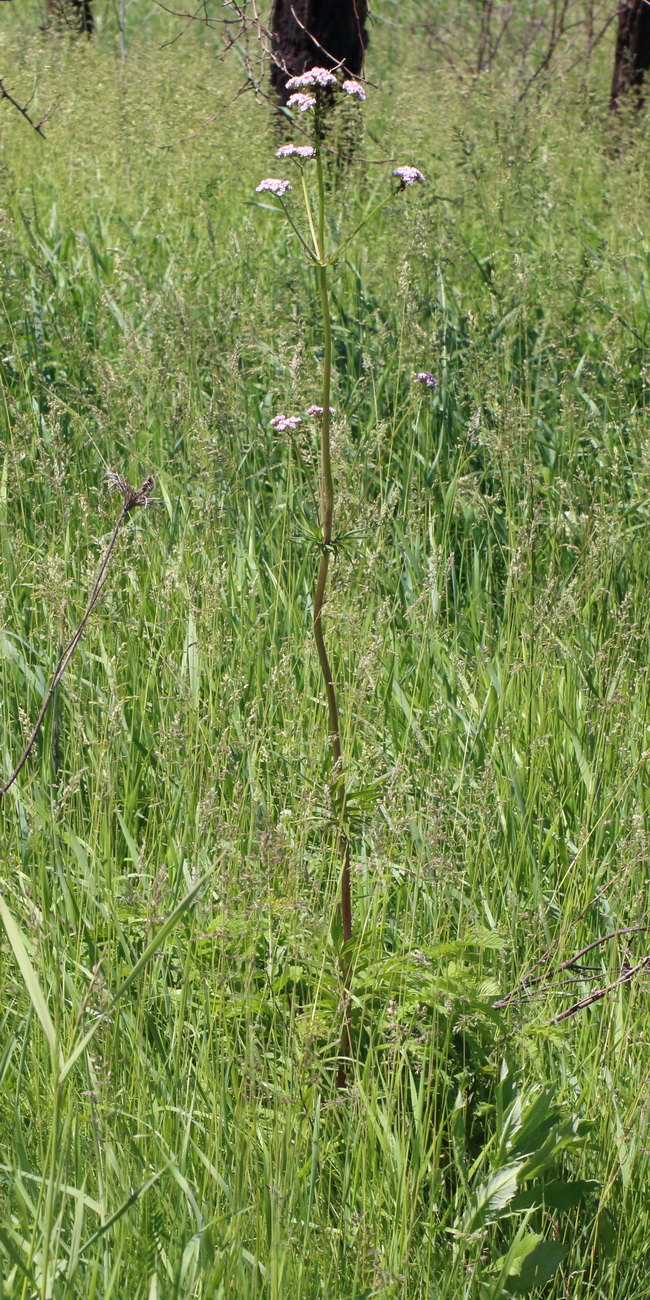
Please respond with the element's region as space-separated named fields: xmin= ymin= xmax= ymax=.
xmin=271 ymin=0 xmax=367 ymax=102
xmin=611 ymin=0 xmax=650 ymax=108
xmin=45 ymin=0 xmax=94 ymax=36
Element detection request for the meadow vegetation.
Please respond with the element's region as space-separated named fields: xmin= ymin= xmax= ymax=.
xmin=1 ymin=3 xmax=650 ymax=1296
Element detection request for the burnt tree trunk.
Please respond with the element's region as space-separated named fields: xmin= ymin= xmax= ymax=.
xmin=611 ymin=0 xmax=650 ymax=108
xmin=46 ymin=0 xmax=94 ymax=35
xmin=271 ymin=0 xmax=368 ymax=102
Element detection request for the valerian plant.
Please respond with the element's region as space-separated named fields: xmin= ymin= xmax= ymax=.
xmin=254 ymin=68 xmax=431 ymax=1083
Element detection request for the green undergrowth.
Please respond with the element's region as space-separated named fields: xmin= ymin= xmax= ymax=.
xmin=1 ymin=3 xmax=650 ymax=1297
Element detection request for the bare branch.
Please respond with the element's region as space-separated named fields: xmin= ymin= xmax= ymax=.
xmin=494 ymin=925 xmax=650 ymax=1010
xmin=0 ymin=77 xmax=59 ymax=138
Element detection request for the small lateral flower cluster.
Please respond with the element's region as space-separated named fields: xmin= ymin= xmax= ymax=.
xmin=287 ymin=93 xmax=316 ymax=112
xmin=256 ymin=178 xmax=292 ymax=196
xmin=270 ymin=414 xmax=302 ymax=431
xmin=393 ymin=166 xmax=425 ymax=187
xmin=342 ymin=79 xmax=366 ymax=100
xmin=271 ymin=405 xmax=337 ymax=430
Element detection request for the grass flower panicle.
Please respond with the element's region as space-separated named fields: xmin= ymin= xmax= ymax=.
xmin=276 ymin=143 xmax=316 ymax=158
xmin=286 ymin=67 xmax=338 ymax=89
xmin=417 ymin=371 xmax=437 ymax=388
xmin=270 ymin=414 xmax=302 ymax=431
xmin=256 ymin=178 xmax=292 ymax=196
xmin=287 ymin=92 xmax=317 ymax=112
xmin=342 ymin=79 xmax=366 ymax=100
xmin=392 ymin=166 xmax=425 ymax=186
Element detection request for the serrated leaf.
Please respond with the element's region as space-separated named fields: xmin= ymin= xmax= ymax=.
xmin=462 ymin=1162 xmax=522 ymax=1234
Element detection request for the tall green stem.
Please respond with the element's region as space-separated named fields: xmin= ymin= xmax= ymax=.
xmin=313 ymin=144 xmax=353 ymax=975
xmin=41 ymin=1074 xmax=61 ymax=1300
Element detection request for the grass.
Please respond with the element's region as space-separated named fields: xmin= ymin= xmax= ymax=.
xmin=1 ymin=3 xmax=650 ymax=1296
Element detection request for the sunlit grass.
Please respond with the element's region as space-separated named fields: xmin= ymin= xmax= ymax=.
xmin=1 ymin=4 xmax=650 ymax=1297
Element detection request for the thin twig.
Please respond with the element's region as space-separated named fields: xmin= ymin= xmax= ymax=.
xmin=493 ymin=925 xmax=650 ymax=1009
xmin=0 ymin=77 xmax=59 ymax=138
xmin=552 ymin=957 xmax=650 ymax=1023
xmin=0 ymin=474 xmax=154 ymax=802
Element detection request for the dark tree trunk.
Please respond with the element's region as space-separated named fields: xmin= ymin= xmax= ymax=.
xmin=46 ymin=0 xmax=94 ymax=35
xmin=610 ymin=0 xmax=650 ymax=108
xmin=271 ymin=0 xmax=367 ymax=102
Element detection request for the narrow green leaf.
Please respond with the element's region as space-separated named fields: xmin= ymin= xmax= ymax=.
xmin=78 ymin=1164 xmax=171 ymax=1257
xmin=0 ymin=894 xmax=63 ymax=1071
xmin=59 ymin=875 xmax=205 ymax=1086
xmin=0 ymin=1224 xmax=38 ymax=1289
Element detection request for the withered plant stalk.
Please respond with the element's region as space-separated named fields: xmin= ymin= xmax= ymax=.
xmin=0 ymin=474 xmax=153 ymax=802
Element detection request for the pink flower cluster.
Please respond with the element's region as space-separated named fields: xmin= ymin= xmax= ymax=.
xmin=287 ymin=93 xmax=317 ymax=113
xmin=271 ymin=406 xmax=337 ymax=429
xmin=283 ymin=66 xmax=367 ymax=109
xmin=271 ymin=414 xmax=302 ymax=431
xmin=342 ymin=79 xmax=366 ymax=100
xmin=256 ymin=178 xmax=292 ymax=197
xmin=392 ymin=166 xmax=425 ymax=187
xmin=276 ymin=143 xmax=316 ymax=159
xmin=417 ymin=372 xmax=437 ymax=388
xmin=286 ymin=67 xmax=338 ymax=89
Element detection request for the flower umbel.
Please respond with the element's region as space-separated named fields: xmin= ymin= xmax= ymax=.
xmin=416 ymin=372 xmax=437 ymax=388
xmin=270 ymin=414 xmax=302 ymax=431
xmin=287 ymin=93 xmax=317 ymax=112
xmin=342 ymin=79 xmax=366 ymax=100
xmin=286 ymin=67 xmax=338 ymax=89
xmin=392 ymin=166 xmax=425 ymax=187
xmin=256 ymin=178 xmax=292 ymax=196
xmin=276 ymin=143 xmax=316 ymax=158
xmin=307 ymin=405 xmax=336 ymax=415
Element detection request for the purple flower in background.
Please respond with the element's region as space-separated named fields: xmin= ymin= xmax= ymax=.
xmin=276 ymin=144 xmax=316 ymax=158
xmin=287 ymin=93 xmax=317 ymax=112
xmin=392 ymin=166 xmax=425 ymax=187
xmin=271 ymin=414 xmax=302 ymax=431
xmin=256 ymin=178 xmax=292 ymax=197
xmin=342 ymin=79 xmax=366 ymax=100
xmin=307 ymin=405 xmax=336 ymax=415
xmin=417 ymin=372 xmax=437 ymax=388
xmin=286 ymin=67 xmax=337 ymax=89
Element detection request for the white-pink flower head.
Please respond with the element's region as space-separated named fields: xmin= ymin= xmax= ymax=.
xmin=287 ymin=92 xmax=317 ymax=112
xmin=392 ymin=166 xmax=425 ymax=187
xmin=276 ymin=143 xmax=316 ymax=159
xmin=286 ymin=66 xmax=337 ymax=90
xmin=307 ymin=405 xmax=336 ymax=416
xmin=417 ymin=372 xmax=437 ymax=389
xmin=270 ymin=414 xmax=302 ymax=431
xmin=256 ymin=178 xmax=292 ymax=197
xmin=342 ymin=79 xmax=366 ymax=100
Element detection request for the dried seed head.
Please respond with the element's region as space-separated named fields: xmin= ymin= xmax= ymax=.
xmin=105 ymin=470 xmax=155 ymax=511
